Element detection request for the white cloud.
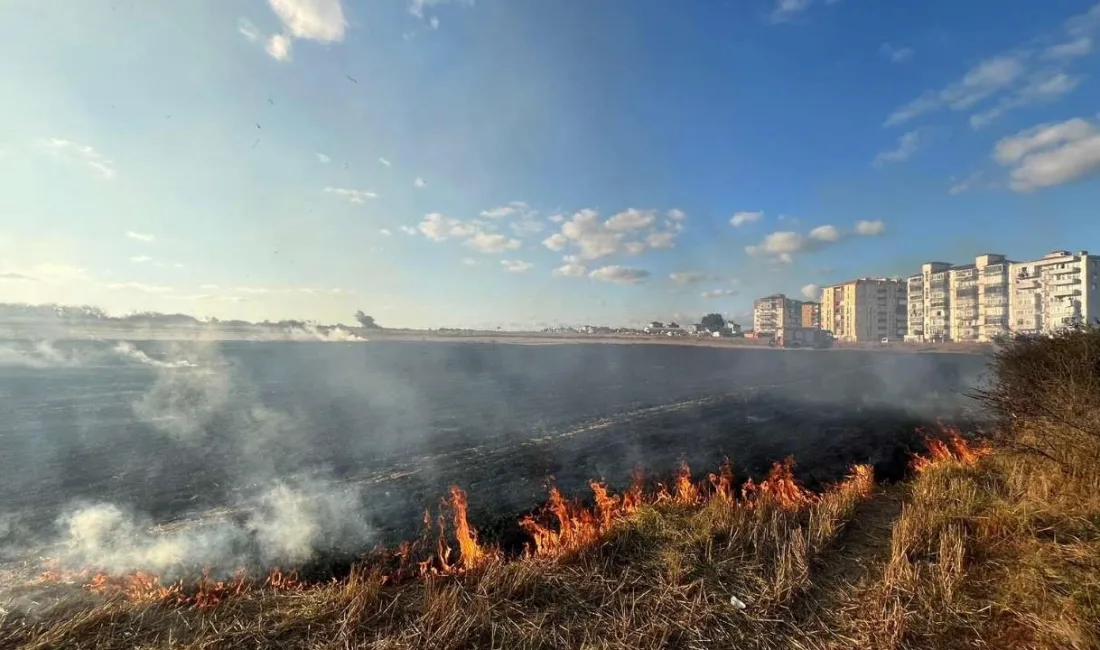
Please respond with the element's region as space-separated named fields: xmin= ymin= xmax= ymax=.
xmin=461 ymin=257 xmax=478 ymax=266
xmin=623 ymin=241 xmax=648 ymax=255
xmin=605 ymin=208 xmax=656 ymax=232
xmin=769 ymin=0 xmax=824 ymax=23
xmin=416 ymin=213 xmax=461 ymax=241
xmin=510 ymin=217 xmax=544 ymax=236
xmin=1044 ymin=36 xmax=1092 ymax=59
xmin=553 ymin=256 xmax=588 ymax=278
xmin=378 ymin=157 xmax=392 ymax=167
xmin=481 ymin=201 xmax=530 ymax=219
xmin=880 ymin=43 xmax=914 ymax=63
xmin=379 ymin=228 xmax=392 ymax=236
xmin=730 ymin=211 xmax=764 ymax=227
xmin=669 ymin=271 xmax=713 ymax=285
xmin=323 ymin=187 xmax=377 ymax=204
xmin=542 ymin=233 xmax=568 ymax=251
xmin=409 ymin=0 xmax=472 ymax=19
xmin=589 ymin=265 xmax=651 ymax=285
xmin=466 ymin=232 xmax=521 ymax=254
xmin=41 ymin=138 xmax=115 ymax=179
xmin=316 ymin=152 xmax=331 ymax=163
xmin=873 ymin=130 xmax=921 ymax=166
xmin=701 ymin=288 xmax=739 ymax=299
xmin=809 ymin=225 xmax=841 ymax=241
xmin=994 ymin=116 xmax=1100 ymax=192
xmin=745 ymin=221 xmax=878 ymax=261
xmin=414 ymin=177 xmax=427 ymax=188
xmin=430 ymin=16 xmax=440 ymax=30
xmin=130 ymin=256 xmax=152 ymax=263
xmin=238 ymin=18 xmax=261 ymax=42
xmin=801 ymin=284 xmax=821 ymax=300
xmin=854 ymin=220 xmax=886 ymax=236
xmin=645 ymin=231 xmax=676 ymax=249
xmin=887 ymin=4 xmax=1099 ymax=128
xmin=125 ymin=231 xmax=155 ymax=243
xmin=265 ymin=33 xmax=293 ymax=61
xmin=949 ymin=171 xmax=987 ymax=195
xmin=667 ymin=208 xmax=686 ymax=220
xmin=399 ymin=225 xmax=418 ymax=235
xmin=501 ymin=259 xmax=533 ymax=273
xmin=548 ymin=214 xmax=565 ymax=223
xmin=969 ymin=70 xmax=1081 ymax=129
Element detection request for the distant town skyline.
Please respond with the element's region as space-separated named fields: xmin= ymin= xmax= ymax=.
xmin=2 ymin=0 xmax=1100 ymax=329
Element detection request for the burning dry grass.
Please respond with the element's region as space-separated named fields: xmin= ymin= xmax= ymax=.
xmin=5 ymin=329 xmax=1100 ymax=649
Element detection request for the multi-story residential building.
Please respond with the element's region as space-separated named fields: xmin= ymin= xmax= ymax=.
xmin=800 ymin=301 xmax=821 ymax=329
xmin=906 ymin=255 xmax=1012 ymax=343
xmin=820 ymin=278 xmax=907 ymax=342
xmin=752 ymin=294 xmax=802 ymax=337
xmin=1011 ymin=250 xmax=1100 ymax=335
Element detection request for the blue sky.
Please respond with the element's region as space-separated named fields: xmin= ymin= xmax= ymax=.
xmin=1 ymin=0 xmax=1099 ymax=329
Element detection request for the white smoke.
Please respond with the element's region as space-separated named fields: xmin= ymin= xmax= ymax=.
xmin=0 ymin=341 xmax=89 ymax=369
xmin=284 ymin=325 xmax=367 ymax=342
xmin=113 ymin=342 xmax=200 ymax=368
xmin=54 ymin=475 xmax=373 ymax=578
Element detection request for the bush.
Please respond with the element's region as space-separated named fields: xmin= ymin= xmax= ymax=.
xmin=973 ymin=325 xmax=1100 ymax=478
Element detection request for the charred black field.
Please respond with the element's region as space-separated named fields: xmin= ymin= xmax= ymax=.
xmin=0 ymin=339 xmax=989 ymax=584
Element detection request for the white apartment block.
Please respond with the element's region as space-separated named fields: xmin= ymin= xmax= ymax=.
xmin=1011 ymin=250 xmax=1100 ymax=335
xmin=752 ymin=293 xmax=802 ymax=337
xmin=906 ymin=254 xmax=1012 ymax=343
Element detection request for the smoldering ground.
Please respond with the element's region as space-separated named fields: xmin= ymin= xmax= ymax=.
xmin=0 ymin=339 xmax=990 ymax=601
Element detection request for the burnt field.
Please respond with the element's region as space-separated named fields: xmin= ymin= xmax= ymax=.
xmin=0 ymin=339 xmax=989 ymax=584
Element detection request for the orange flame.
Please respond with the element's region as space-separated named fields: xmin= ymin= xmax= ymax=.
xmin=910 ymin=425 xmax=991 ymax=473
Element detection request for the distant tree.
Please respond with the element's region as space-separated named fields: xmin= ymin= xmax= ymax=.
xmin=701 ymin=313 xmax=726 ymax=332
xmin=355 ymin=311 xmax=380 ymax=329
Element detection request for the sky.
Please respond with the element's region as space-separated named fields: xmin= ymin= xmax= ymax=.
xmin=2 ymin=0 xmax=1100 ymax=329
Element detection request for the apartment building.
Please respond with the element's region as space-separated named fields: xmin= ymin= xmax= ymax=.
xmin=800 ymin=301 xmax=822 ymax=329
xmin=906 ymin=254 xmax=1013 ymax=342
xmin=752 ymin=294 xmax=802 ymax=337
xmin=1011 ymin=250 xmax=1100 ymax=335
xmin=820 ymin=278 xmax=907 ymax=342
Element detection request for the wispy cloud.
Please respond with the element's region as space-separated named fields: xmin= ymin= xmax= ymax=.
xmin=323 ymin=187 xmax=378 ymax=204
xmin=501 ymin=259 xmax=533 ymax=273
xmin=801 ymin=284 xmax=821 ymax=300
xmin=244 ymin=0 xmax=348 ymax=63
xmin=414 ymin=177 xmax=427 ymax=188
xmin=316 ymin=152 xmax=331 ymax=163
xmin=993 ymin=116 xmax=1100 ymax=192
xmin=669 ymin=271 xmax=715 ymax=285
xmin=948 ymin=171 xmax=987 ymax=195
xmin=745 ymin=221 xmax=883 ymax=263
xmin=701 ymin=288 xmax=739 ymax=299
xmin=768 ymin=0 xmax=840 ymax=24
xmin=729 ymin=211 xmax=764 ymax=227
xmin=378 ymin=157 xmax=391 ymax=167
xmin=130 ymin=256 xmax=152 ymax=263
xmin=125 ymin=231 xmax=155 ymax=243
xmin=41 ymin=138 xmax=116 ymax=179
xmin=589 ymin=265 xmax=651 ymax=285
xmin=879 ymin=43 xmax=914 ymax=63
xmin=873 ymin=131 xmax=922 ymax=166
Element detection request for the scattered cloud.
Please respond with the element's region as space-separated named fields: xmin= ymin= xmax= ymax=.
xmin=948 ymin=171 xmax=986 ymax=195
xmin=548 ymin=214 xmax=566 ymax=223
xmin=130 ymin=256 xmax=152 ymax=263
xmin=430 ymin=16 xmax=440 ymax=30
xmin=605 ymin=208 xmax=656 ymax=232
xmin=501 ymin=259 xmax=533 ymax=273
xmin=399 ymin=225 xmax=418 ymax=235
xmin=993 ymin=116 xmax=1100 ymax=192
xmin=589 ymin=265 xmax=651 ymax=285
xmin=466 ymin=232 xmax=521 ymax=254
xmin=553 ymin=256 xmax=588 ymax=278
xmin=510 ymin=217 xmax=544 ymax=236
xmin=480 ymin=201 xmax=530 ymax=219
xmin=414 ymin=177 xmax=427 ymax=188
xmin=873 ymin=130 xmax=921 ymax=166
xmin=667 ymin=208 xmax=687 ymax=220
xmin=880 ymin=43 xmax=914 ymax=63
xmin=238 ymin=18 xmax=260 ymax=42
xmin=768 ymin=0 xmax=838 ymax=24
xmin=41 ymin=138 xmax=115 ymax=179
xmin=379 ymin=228 xmax=392 ymax=236
xmin=669 ymin=271 xmax=714 ymax=285
xmin=125 ymin=231 xmax=155 ymax=243
xmin=258 ymin=0 xmax=348 ymax=62
xmin=545 ymin=208 xmax=683 ymax=260
xmin=746 ymin=220 xmax=883 ymax=262
xmin=378 ymin=157 xmax=391 ymax=167
xmin=1043 ymin=36 xmax=1092 ymax=59
xmin=0 ymin=272 xmax=35 ymax=282
xmin=701 ymin=288 xmax=739 ymax=299
xmin=854 ymin=220 xmax=886 ymax=236
xmin=316 ymin=152 xmax=330 ymax=163
xmin=886 ymin=3 xmax=1099 ymax=128
xmin=460 ymin=257 xmax=478 ymax=266
xmin=409 ymin=0 xmax=472 ymax=19
xmin=323 ymin=187 xmax=377 ymax=203
xmin=801 ymin=284 xmax=821 ymax=300
xmin=730 ymin=211 xmax=764 ymax=227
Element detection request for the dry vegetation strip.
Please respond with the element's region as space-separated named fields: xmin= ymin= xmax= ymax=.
xmin=3 ymin=327 xmax=1100 ymax=649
